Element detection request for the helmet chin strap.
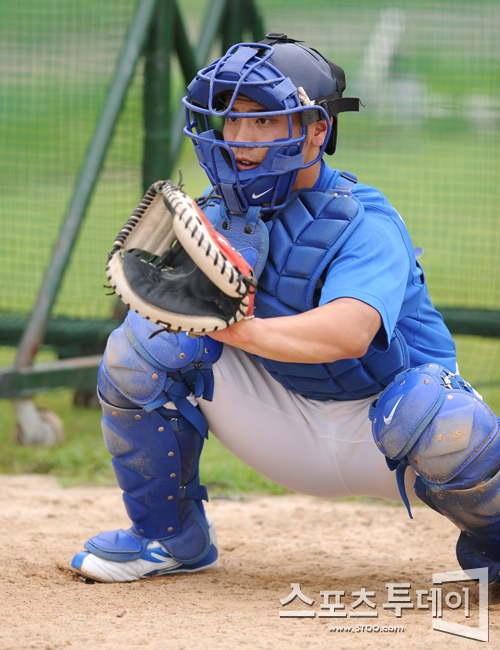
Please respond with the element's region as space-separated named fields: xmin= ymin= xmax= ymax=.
xmin=218 ymin=181 xmax=245 ymax=215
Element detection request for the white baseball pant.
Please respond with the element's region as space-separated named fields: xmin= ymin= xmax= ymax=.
xmin=196 ymin=344 xmax=417 ymax=501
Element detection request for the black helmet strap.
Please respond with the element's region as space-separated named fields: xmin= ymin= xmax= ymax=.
xmin=309 ymin=47 xmax=347 ymax=95
xmin=259 ymin=32 xmax=304 ymax=46
xmin=299 ymin=94 xmax=360 ymax=127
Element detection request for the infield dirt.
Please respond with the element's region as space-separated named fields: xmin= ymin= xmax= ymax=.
xmin=0 ymin=474 xmax=498 ymax=649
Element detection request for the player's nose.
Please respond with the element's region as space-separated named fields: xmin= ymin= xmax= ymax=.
xmin=231 ymin=120 xmax=258 ymax=145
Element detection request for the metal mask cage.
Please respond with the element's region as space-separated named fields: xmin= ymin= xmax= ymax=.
xmin=182 ymin=41 xmax=337 ymax=213
xmin=183 ymin=103 xmax=332 ymax=213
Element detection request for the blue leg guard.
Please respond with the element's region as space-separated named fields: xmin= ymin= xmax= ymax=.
xmin=370 ymin=363 xmax=500 ymax=583
xmin=87 ymin=401 xmax=210 ymax=562
xmin=72 ymin=311 xmax=222 ymax=581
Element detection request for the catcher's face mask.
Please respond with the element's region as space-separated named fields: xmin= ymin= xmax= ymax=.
xmin=182 ymin=35 xmax=360 ymax=214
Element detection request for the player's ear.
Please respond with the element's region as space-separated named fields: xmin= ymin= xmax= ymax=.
xmin=309 ymin=117 xmax=332 ymax=148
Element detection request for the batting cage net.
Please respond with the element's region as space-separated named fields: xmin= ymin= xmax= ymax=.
xmin=0 ymin=0 xmax=499 ymax=405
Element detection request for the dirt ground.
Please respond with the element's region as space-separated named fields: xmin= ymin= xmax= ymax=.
xmin=1 ymin=475 xmax=499 ymax=650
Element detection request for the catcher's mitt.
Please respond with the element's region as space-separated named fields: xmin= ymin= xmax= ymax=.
xmin=106 ymin=180 xmax=256 ymax=334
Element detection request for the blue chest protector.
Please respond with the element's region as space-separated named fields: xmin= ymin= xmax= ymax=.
xmin=252 ymin=176 xmax=417 ymax=401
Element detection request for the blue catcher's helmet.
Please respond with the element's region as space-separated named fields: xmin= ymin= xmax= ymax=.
xmin=182 ymin=33 xmax=360 ymax=214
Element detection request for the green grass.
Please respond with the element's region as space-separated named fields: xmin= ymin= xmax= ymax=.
xmin=0 ymin=389 xmax=113 ymax=485
xmin=0 ymin=354 xmax=496 ymax=495
xmin=0 ymin=332 xmax=498 ymax=492
xmin=0 ymin=384 xmax=289 ymax=495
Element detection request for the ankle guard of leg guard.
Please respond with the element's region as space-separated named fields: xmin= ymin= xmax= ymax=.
xmin=370 ymin=363 xmax=500 ymax=581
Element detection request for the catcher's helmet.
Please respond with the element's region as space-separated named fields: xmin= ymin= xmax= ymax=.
xmin=183 ymin=34 xmax=360 ymax=214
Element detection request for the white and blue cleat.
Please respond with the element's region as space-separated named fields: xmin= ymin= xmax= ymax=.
xmin=71 ymin=520 xmax=219 ymax=583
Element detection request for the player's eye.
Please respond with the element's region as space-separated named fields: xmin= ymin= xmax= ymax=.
xmin=256 ymin=117 xmax=270 ymax=125
xmin=225 ymin=116 xmax=239 ymax=124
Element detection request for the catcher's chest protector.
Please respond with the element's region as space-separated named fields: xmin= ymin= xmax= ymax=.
xmin=253 ymin=183 xmax=411 ymax=401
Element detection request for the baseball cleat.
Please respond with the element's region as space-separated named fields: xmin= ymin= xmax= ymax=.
xmin=71 ymin=520 xmax=219 ymax=583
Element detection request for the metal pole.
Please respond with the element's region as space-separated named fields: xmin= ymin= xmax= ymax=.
xmin=172 ymin=0 xmax=198 ymax=89
xmin=166 ymin=0 xmax=228 ymax=179
xmin=247 ymin=0 xmax=267 ymax=42
xmin=142 ymin=0 xmax=174 ymax=190
xmin=222 ymin=0 xmax=241 ymax=53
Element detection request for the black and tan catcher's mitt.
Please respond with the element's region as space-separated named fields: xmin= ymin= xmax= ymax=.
xmin=106 ymin=181 xmax=256 ymax=334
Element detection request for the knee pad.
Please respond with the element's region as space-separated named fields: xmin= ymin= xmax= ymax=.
xmin=99 ymin=311 xmax=222 ymax=409
xmin=370 ymin=363 xmax=500 ymax=580
xmin=98 ymin=326 xmax=169 ymax=409
xmin=99 ymin=311 xmax=222 ymax=436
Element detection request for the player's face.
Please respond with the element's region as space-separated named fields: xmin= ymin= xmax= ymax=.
xmin=222 ymin=94 xmax=329 ymax=193
xmin=222 ymin=95 xmax=302 ymax=172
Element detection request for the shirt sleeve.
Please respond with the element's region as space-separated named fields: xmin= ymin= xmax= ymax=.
xmin=318 ymin=204 xmax=410 ymax=351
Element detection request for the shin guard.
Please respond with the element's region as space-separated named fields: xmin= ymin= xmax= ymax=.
xmin=371 ymin=363 xmax=500 ymax=582
xmin=84 ymin=311 xmax=222 ymax=566
xmin=85 ymin=400 xmax=210 ymax=564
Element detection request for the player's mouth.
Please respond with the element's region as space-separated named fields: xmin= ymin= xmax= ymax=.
xmin=235 ymin=157 xmax=262 ymax=172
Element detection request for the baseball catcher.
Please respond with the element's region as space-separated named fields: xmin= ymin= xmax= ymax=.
xmin=71 ymin=33 xmax=500 ymax=585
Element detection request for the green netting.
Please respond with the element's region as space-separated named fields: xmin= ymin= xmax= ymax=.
xmin=0 ymin=0 xmax=499 ymax=399
xmin=253 ymin=0 xmax=500 ymax=396
xmin=0 ymin=0 xmax=144 ymax=320
xmin=260 ymin=0 xmax=500 ymax=309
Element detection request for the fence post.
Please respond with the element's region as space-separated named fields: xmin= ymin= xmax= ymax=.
xmin=142 ymin=0 xmax=175 ymax=191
